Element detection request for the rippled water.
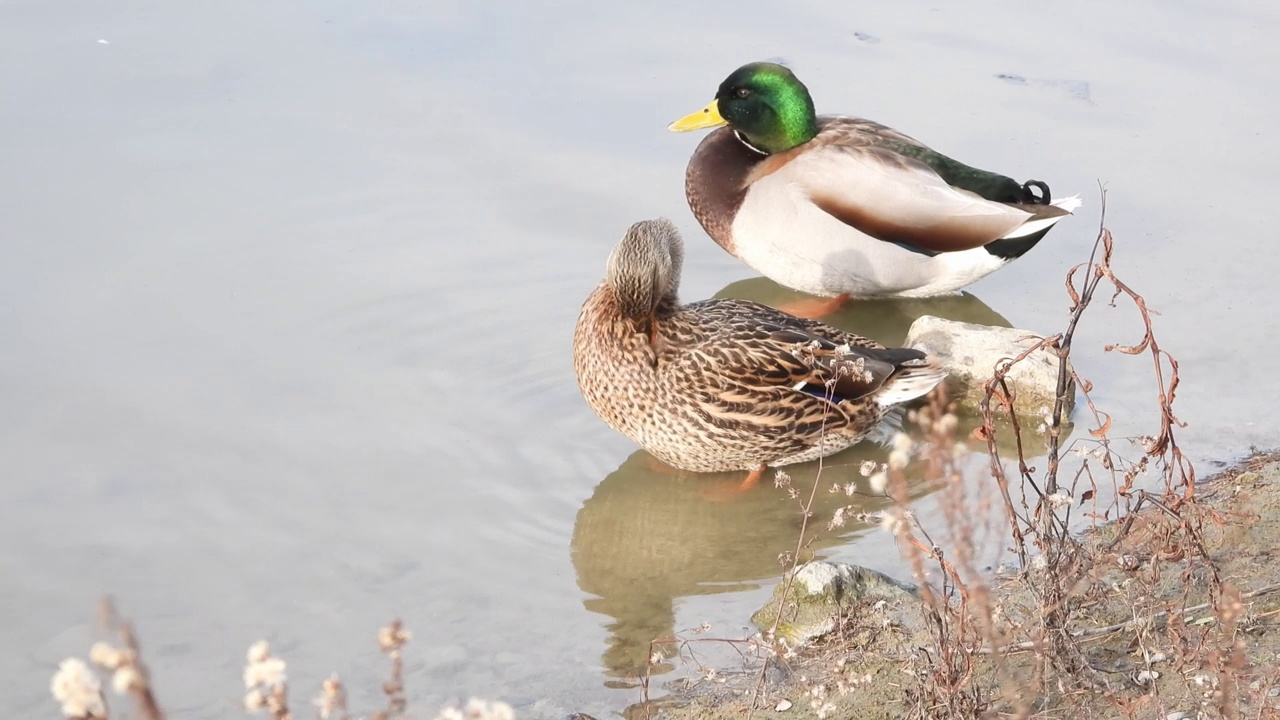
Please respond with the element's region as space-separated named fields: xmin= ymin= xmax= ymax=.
xmin=3 ymin=0 xmax=1277 ymax=717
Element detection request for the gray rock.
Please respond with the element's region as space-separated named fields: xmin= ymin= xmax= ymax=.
xmin=751 ymin=561 xmax=918 ymax=647
xmin=905 ymin=315 xmax=1076 ymax=418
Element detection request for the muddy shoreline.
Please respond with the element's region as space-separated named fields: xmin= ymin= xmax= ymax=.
xmin=618 ymin=450 xmax=1280 ymax=720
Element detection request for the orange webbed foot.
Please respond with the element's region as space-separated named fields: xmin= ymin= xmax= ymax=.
xmin=699 ymin=465 xmax=766 ymax=502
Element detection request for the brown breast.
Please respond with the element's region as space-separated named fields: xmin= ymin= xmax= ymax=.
xmin=684 ymin=129 xmax=766 ymax=255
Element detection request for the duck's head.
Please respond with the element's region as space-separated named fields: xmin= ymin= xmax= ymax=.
xmin=668 ymin=62 xmax=819 ymax=155
xmin=605 ymin=218 xmax=684 ymax=321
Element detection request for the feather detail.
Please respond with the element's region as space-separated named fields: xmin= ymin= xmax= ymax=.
xmin=679 ymin=108 xmax=1079 ymax=297
xmin=574 ymin=221 xmax=947 ymax=474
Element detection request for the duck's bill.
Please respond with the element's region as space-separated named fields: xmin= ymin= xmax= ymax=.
xmin=667 ymin=100 xmax=727 ymax=132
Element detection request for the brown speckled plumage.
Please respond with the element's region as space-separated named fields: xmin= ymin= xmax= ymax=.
xmin=573 ymin=219 xmax=947 ymax=474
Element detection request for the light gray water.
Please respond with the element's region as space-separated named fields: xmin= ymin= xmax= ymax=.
xmin=3 ymin=0 xmax=1278 ymax=717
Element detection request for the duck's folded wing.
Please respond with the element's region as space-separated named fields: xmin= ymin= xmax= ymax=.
xmin=690 ymin=325 xmax=913 ymax=404
xmin=772 ymin=140 xmax=1068 ymax=254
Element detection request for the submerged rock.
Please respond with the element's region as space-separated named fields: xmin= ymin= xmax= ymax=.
xmin=905 ymin=315 xmax=1076 ymax=418
xmin=750 ymin=561 xmax=918 ymax=647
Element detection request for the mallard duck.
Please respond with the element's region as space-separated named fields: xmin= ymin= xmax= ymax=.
xmin=573 ymin=218 xmax=946 ymax=488
xmin=668 ymin=61 xmax=1081 ymax=312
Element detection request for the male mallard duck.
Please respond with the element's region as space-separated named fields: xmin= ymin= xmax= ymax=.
xmin=573 ymin=218 xmax=946 ymax=489
xmin=669 ymin=61 xmax=1081 ymax=314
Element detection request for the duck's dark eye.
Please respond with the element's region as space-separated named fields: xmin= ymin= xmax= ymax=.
xmin=734 ymin=87 xmax=751 ymax=99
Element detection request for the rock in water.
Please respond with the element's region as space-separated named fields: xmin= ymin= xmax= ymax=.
xmin=751 ymin=561 xmax=918 ymax=647
xmin=904 ymin=316 xmax=1076 ymax=418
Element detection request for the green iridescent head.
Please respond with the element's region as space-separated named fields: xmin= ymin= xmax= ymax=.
xmin=668 ymin=62 xmax=819 ymax=155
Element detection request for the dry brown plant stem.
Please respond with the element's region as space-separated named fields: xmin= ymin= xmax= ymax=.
xmin=745 ymin=387 xmax=848 ymax=718
xmin=373 ymin=619 xmax=411 ymax=720
xmin=98 ymin=597 xmax=165 ymax=720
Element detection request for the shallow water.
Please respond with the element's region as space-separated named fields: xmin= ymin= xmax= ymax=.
xmin=2 ymin=0 xmax=1278 ymax=717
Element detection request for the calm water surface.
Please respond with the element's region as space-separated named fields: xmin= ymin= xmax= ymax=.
xmin=3 ymin=0 xmax=1278 ymax=717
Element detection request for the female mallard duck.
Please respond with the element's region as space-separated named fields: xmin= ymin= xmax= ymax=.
xmin=572 ymin=218 xmax=946 ymax=488
xmin=669 ymin=61 xmax=1081 ymax=313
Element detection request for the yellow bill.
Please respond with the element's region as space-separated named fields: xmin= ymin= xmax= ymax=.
xmin=667 ymin=100 xmax=727 ymax=132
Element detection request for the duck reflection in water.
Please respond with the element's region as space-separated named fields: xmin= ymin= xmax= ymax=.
xmin=569 ymin=397 xmax=1072 ymax=682
xmin=570 ymin=444 xmax=917 ymax=680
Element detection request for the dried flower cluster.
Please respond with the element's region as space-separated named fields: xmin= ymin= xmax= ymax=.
xmin=243 ymin=640 xmax=290 ymax=719
xmin=47 ymin=606 xmax=521 ymax=720
xmin=378 ymin=619 xmax=412 ymax=658
xmin=430 ymin=698 xmax=516 ymax=720
xmin=51 ymin=658 xmax=107 ymax=720
xmin=373 ymin=619 xmax=411 ymax=720
xmin=313 ymin=674 xmax=348 ymax=720
xmin=50 ymin=600 xmax=165 ymax=720
xmin=89 ymin=641 xmax=145 ymax=699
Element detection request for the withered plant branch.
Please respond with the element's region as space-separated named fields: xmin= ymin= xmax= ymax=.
xmin=974 ymin=187 xmax=1222 ymax=686
xmin=745 ymin=383 xmax=846 ymax=717
xmin=896 ymin=387 xmax=990 ymax=718
xmin=372 ymin=620 xmax=409 ymax=720
xmin=647 ymin=633 xmax=760 ymax=682
xmin=1104 ymin=489 xmax=1177 ymax=549
xmin=1104 ymin=491 xmax=1220 ymax=583
xmin=97 ymin=597 xmax=165 ymax=720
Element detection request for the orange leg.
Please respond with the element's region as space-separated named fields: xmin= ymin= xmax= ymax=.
xmin=700 ymin=465 xmax=767 ymax=502
xmin=739 ymin=464 xmax=766 ymax=491
xmin=776 ymin=293 xmax=851 ymax=320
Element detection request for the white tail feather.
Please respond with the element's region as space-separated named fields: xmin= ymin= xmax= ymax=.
xmin=1000 ymin=194 xmax=1083 ymax=240
xmin=1051 ymin=194 xmax=1084 ymax=213
xmin=875 ymin=361 xmax=947 ymax=407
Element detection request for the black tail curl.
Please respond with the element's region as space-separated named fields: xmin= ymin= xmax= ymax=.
xmin=1020 ymin=179 xmax=1052 ymax=205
